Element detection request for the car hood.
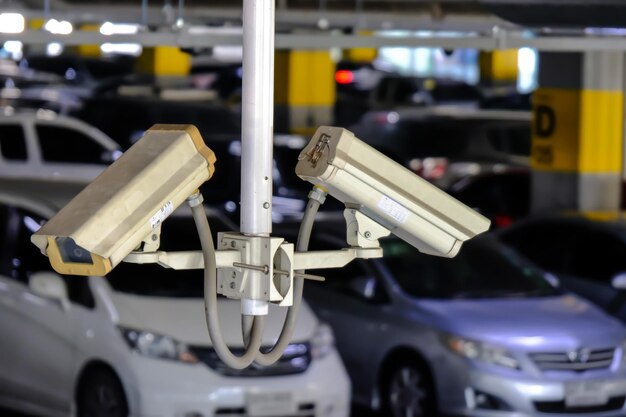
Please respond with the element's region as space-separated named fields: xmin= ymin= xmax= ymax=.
xmin=110 ymin=293 xmax=318 ymax=347
xmin=417 ymin=295 xmax=626 ymax=349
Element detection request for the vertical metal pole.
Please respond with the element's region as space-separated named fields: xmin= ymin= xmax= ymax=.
xmin=240 ymin=0 xmax=275 ymax=316
xmin=241 ymin=0 xmax=274 ymax=236
xmin=44 ymin=0 xmax=50 ymax=22
xmin=176 ymin=0 xmax=185 ymax=27
xmin=141 ymin=0 xmax=149 ymax=27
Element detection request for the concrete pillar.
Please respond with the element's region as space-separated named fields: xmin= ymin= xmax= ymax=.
xmin=479 ymin=49 xmax=519 ymax=85
xmin=531 ymin=52 xmax=624 ymax=212
xmin=274 ymin=50 xmax=335 ymax=135
xmin=136 ymin=46 xmax=191 ymax=76
xmin=71 ymin=24 xmax=101 ymax=57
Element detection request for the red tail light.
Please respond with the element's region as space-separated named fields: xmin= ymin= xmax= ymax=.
xmin=335 ymin=70 xmax=354 ymax=84
xmin=495 ymin=215 xmax=514 ymax=228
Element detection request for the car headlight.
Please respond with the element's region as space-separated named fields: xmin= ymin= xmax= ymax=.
xmin=445 ymin=335 xmax=519 ymax=369
xmin=311 ymin=323 xmax=335 ymax=359
xmin=119 ymin=327 xmax=198 ymax=364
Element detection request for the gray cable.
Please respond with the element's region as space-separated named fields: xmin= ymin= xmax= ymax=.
xmin=191 ymin=202 xmax=266 ymax=369
xmin=242 ymin=314 xmax=254 ymax=348
xmin=253 ymin=197 xmax=322 ymax=365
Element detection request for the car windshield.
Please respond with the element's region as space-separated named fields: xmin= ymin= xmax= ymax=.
xmin=105 ymin=215 xmax=229 ymax=298
xmin=383 ymin=238 xmax=560 ymax=299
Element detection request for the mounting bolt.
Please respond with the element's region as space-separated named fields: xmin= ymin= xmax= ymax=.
xmin=364 ymin=231 xmax=372 ymax=239
xmin=151 ymin=234 xmax=158 ymax=241
xmin=263 ymin=202 xmax=271 ymax=209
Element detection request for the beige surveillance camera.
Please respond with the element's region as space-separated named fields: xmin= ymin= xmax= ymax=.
xmin=296 ymin=126 xmax=490 ymax=257
xmin=31 ymin=124 xmax=216 ymax=276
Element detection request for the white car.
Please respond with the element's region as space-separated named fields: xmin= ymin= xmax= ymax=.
xmin=0 ymin=189 xmax=351 ymax=417
xmin=0 ymin=109 xmax=122 ymax=182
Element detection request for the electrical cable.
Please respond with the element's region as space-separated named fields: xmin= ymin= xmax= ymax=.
xmin=191 ymin=200 xmax=266 ymax=369
xmin=253 ymin=196 xmax=322 ymax=365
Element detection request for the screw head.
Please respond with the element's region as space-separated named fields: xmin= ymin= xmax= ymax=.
xmin=364 ymin=231 xmax=372 ymax=238
xmin=151 ymin=234 xmax=158 ymax=241
xmin=263 ymin=202 xmax=271 ymax=209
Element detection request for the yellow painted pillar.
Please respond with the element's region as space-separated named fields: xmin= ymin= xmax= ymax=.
xmin=479 ymin=49 xmax=519 ymax=85
xmin=136 ymin=46 xmax=191 ymax=76
xmin=275 ymin=50 xmax=335 ymax=135
xmin=343 ymin=31 xmax=377 ymax=64
xmin=72 ymin=24 xmax=101 ymax=57
xmin=531 ymin=52 xmax=624 ymax=212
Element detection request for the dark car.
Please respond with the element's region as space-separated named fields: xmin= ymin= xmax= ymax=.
xmin=349 ymin=106 xmax=531 ymax=188
xmin=498 ymin=213 xmax=626 ymax=322
xmin=447 ymin=170 xmax=531 ymax=228
xmin=20 ymin=55 xmax=136 ymax=86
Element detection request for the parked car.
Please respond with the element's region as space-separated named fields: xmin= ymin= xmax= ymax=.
xmin=73 ymin=95 xmax=240 ymax=149
xmin=299 ymin=221 xmax=626 ymax=417
xmin=19 ymin=55 xmax=136 ymax=87
xmin=349 ymin=106 xmax=531 ymax=188
xmin=0 ymin=187 xmax=350 ymax=417
xmin=447 ymin=169 xmax=531 ymax=228
xmin=0 ymin=109 xmax=122 ymax=182
xmin=499 ymin=213 xmax=626 ymax=323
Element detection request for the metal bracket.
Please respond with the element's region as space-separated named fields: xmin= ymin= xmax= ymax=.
xmin=138 ymin=224 xmax=161 ymax=253
xmin=123 ymin=211 xmax=388 ymax=309
xmin=124 ymin=249 xmax=240 ymax=270
xmin=344 ymin=208 xmax=391 ymax=248
xmin=216 ymin=233 xmax=292 ymax=307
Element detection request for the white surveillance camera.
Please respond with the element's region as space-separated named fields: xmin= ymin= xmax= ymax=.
xmin=295 ymin=126 xmax=490 ymax=257
xmin=31 ymin=125 xmax=216 ymax=276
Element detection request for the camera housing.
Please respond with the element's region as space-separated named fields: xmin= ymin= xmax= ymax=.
xmin=31 ymin=124 xmax=216 ymax=276
xmin=295 ymin=126 xmax=490 ymax=257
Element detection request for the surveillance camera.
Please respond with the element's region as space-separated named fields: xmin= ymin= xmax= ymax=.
xmin=295 ymin=126 xmax=490 ymax=257
xmin=31 ymin=124 xmax=216 ymax=276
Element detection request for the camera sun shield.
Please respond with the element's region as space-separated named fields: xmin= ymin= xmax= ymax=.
xmin=295 ymin=126 xmax=490 ymax=257
xmin=31 ymin=124 xmax=216 ymax=276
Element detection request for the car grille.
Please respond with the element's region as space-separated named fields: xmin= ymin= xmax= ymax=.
xmin=529 ymin=348 xmax=615 ymax=372
xmin=215 ymin=403 xmax=315 ymax=416
xmin=190 ymin=342 xmax=312 ymax=377
xmin=534 ymin=396 xmax=626 ymax=414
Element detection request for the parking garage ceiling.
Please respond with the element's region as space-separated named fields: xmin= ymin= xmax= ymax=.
xmin=3 ymin=0 xmax=626 ymax=28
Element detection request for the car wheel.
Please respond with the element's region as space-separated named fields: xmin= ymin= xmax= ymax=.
xmin=383 ymin=360 xmax=436 ymax=417
xmin=77 ymin=369 xmax=128 ymax=417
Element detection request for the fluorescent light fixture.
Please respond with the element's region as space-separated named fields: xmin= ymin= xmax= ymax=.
xmin=44 ymin=19 xmax=73 ymax=35
xmin=100 ymin=22 xmax=140 ymax=36
xmin=46 ymin=42 xmax=63 ymax=56
xmin=3 ymin=40 xmax=23 ymax=60
xmin=0 ymin=13 xmax=25 ymax=34
xmin=101 ymin=43 xmax=142 ymax=56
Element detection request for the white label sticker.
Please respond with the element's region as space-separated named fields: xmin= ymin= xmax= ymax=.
xmin=377 ymin=196 xmax=409 ymax=223
xmin=150 ymin=201 xmax=174 ymax=229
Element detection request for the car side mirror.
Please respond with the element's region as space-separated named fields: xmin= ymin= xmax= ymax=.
xmin=349 ymin=276 xmax=377 ymax=300
xmin=611 ymin=273 xmax=626 ymax=290
xmin=29 ymin=271 xmax=70 ymax=311
xmin=544 ymin=273 xmax=560 ymax=288
xmin=101 ymin=149 xmax=122 ymax=164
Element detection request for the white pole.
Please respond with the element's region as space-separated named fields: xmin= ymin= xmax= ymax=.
xmin=240 ymin=0 xmax=275 ymax=316
xmin=241 ymin=0 xmax=274 ymax=236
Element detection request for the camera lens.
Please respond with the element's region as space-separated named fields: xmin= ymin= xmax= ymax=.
xmin=56 ymin=237 xmax=93 ymax=265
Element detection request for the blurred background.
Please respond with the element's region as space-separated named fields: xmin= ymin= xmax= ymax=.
xmin=0 ymin=1 xmax=626 ymax=417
